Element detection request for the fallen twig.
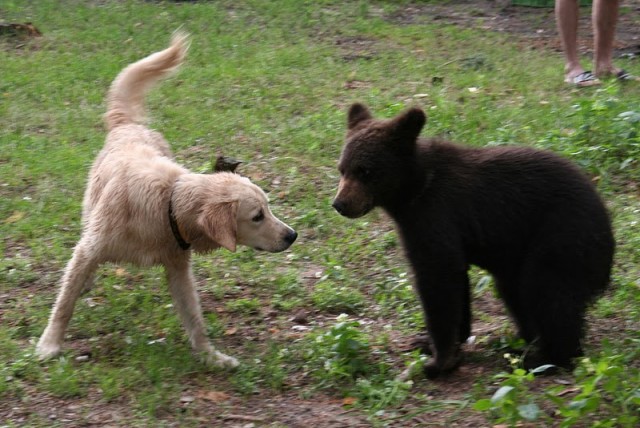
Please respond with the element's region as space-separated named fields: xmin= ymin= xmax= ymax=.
xmin=220 ymin=414 xmax=266 ymax=422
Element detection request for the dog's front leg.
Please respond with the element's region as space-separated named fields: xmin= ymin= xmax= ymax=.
xmin=165 ymin=260 xmax=239 ymax=369
xmin=37 ymin=240 xmax=98 ymax=359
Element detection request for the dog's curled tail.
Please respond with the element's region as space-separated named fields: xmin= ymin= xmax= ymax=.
xmin=104 ymin=31 xmax=190 ymax=131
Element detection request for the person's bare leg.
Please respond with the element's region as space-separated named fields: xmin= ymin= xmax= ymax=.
xmin=592 ymin=0 xmax=619 ymax=77
xmin=556 ymin=0 xmax=594 ymax=83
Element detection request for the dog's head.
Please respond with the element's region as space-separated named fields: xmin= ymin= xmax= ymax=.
xmin=197 ymin=174 xmax=297 ymax=253
xmin=332 ymin=103 xmax=426 ymax=218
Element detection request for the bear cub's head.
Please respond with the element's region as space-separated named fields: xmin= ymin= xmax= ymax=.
xmin=332 ymin=102 xmax=427 ymax=218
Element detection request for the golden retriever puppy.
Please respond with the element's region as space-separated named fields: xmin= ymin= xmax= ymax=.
xmin=36 ymin=33 xmax=297 ymax=368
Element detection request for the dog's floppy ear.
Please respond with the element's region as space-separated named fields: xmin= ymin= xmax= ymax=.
xmin=347 ymin=103 xmax=373 ymax=130
xmin=199 ymin=201 xmax=238 ymax=252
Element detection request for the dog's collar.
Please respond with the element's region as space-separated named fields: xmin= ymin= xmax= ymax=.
xmin=168 ymin=190 xmax=191 ymax=250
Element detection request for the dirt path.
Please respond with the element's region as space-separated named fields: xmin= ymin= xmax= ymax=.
xmin=390 ymin=0 xmax=640 ymax=58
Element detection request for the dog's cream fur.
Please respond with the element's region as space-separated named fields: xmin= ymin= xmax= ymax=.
xmin=36 ymin=33 xmax=297 ymax=368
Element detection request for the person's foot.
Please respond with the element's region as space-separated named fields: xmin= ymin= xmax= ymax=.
xmin=565 ymin=70 xmax=601 ymax=87
xmin=595 ymin=67 xmax=640 ymax=81
xmin=614 ymin=69 xmax=640 ymax=82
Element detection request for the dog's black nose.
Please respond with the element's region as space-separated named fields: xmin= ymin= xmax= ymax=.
xmin=332 ymin=200 xmax=345 ymax=215
xmin=285 ymin=230 xmax=298 ymax=245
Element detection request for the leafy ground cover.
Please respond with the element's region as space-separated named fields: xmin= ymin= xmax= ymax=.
xmin=1 ymin=1 xmax=639 ymax=426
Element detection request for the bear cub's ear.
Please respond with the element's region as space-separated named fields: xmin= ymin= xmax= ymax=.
xmin=390 ymin=107 xmax=427 ymax=142
xmin=347 ymin=103 xmax=373 ymax=130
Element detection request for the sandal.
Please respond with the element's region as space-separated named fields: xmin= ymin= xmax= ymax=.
xmin=616 ymin=69 xmax=640 ymax=82
xmin=566 ymin=71 xmax=601 ymax=87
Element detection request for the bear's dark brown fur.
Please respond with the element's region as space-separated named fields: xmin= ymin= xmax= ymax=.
xmin=333 ymin=103 xmax=614 ymax=378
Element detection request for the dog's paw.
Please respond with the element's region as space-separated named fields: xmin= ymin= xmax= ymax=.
xmin=202 ymin=350 xmax=239 ymax=369
xmin=35 ymin=340 xmax=61 ymax=360
xmin=214 ymin=351 xmax=240 ymax=369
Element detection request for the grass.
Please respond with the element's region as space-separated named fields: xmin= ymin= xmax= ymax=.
xmin=1 ymin=0 xmax=639 ymax=426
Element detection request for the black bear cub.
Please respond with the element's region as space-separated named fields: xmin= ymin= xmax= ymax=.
xmin=332 ymin=103 xmax=614 ymax=378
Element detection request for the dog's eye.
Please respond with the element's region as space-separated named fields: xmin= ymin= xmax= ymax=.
xmin=252 ymin=211 xmax=265 ymax=223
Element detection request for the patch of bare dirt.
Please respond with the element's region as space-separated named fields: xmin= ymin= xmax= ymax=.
xmin=386 ymin=0 xmax=640 ymax=58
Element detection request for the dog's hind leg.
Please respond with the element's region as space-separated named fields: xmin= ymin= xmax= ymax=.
xmin=165 ymin=260 xmax=239 ymax=369
xmin=36 ymin=240 xmax=99 ymax=359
